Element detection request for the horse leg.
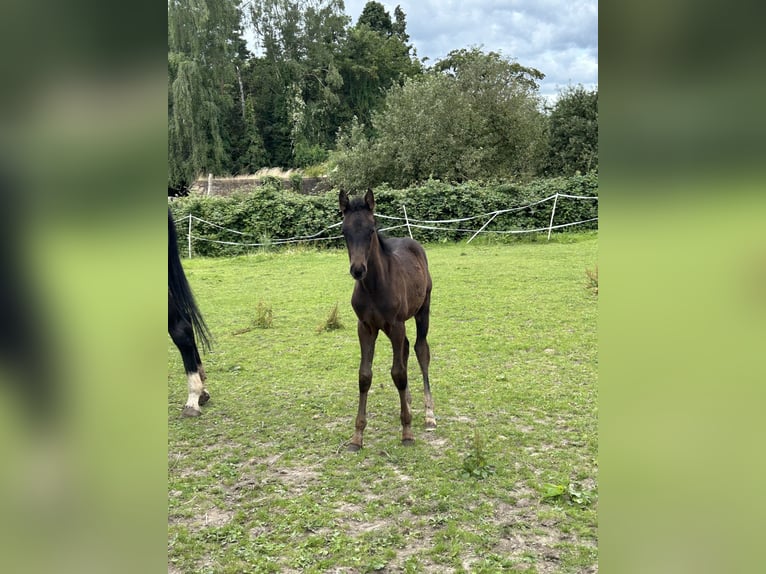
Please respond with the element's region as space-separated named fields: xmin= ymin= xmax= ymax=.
xmin=349 ymin=321 xmax=378 ymax=451
xmin=169 ymin=313 xmax=207 ymax=417
xmin=415 ymin=295 xmax=436 ymax=429
xmin=388 ymin=322 xmax=414 ymax=445
xmin=193 ymin=345 xmax=210 ymax=405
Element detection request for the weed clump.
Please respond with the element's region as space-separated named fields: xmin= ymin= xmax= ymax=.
xmin=585 ymin=265 xmax=598 ymax=295
xmin=317 ymin=303 xmax=343 ymax=333
xmin=231 ymin=301 xmax=273 ymax=334
xmin=462 ymin=428 xmax=495 ymax=479
xmin=254 ymin=301 xmax=273 ymax=329
xmin=541 ymin=481 xmax=595 ymax=507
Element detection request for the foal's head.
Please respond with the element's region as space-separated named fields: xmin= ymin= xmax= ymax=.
xmin=339 ymin=189 xmax=377 ymax=281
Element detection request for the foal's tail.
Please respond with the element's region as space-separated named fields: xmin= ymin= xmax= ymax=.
xmin=168 ymin=209 xmax=212 ymax=351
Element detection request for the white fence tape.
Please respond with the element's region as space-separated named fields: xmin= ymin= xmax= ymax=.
xmin=172 ymin=192 xmax=597 ymax=257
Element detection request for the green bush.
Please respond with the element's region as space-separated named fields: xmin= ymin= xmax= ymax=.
xmin=168 ymin=174 xmax=598 ymax=257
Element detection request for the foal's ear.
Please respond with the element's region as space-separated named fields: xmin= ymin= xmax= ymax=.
xmin=364 ymin=188 xmax=375 ymax=212
xmin=339 ymin=189 xmax=349 ymax=213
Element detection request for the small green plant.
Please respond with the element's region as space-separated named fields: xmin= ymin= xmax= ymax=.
xmin=461 ymin=428 xmax=495 ymax=479
xmin=317 ymin=302 xmax=343 ymax=332
xmin=567 ymin=482 xmax=594 ymax=507
xmin=254 ymin=301 xmax=273 ymax=329
xmin=541 ymin=481 xmax=594 ymax=507
xmin=260 ymin=175 xmax=283 ymax=189
xmin=289 ymin=172 xmax=303 ymax=193
xmin=585 ymin=265 xmax=598 ymax=295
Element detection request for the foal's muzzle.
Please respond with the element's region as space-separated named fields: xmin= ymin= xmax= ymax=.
xmin=350 ymin=264 xmax=367 ymax=280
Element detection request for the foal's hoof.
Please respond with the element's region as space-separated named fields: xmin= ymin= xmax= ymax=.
xmin=198 ymin=390 xmax=211 ymax=406
xmin=401 ymin=438 xmax=415 ymax=447
xmin=425 ymin=419 xmax=437 ymax=430
xmin=181 ymin=406 xmax=202 ymax=418
xmin=347 ymin=443 xmax=362 ymax=453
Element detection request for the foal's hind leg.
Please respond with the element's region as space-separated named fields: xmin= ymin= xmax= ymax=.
xmin=414 ymin=297 xmax=436 ymax=429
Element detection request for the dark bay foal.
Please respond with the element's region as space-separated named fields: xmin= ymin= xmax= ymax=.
xmin=339 ymin=189 xmax=436 ymax=451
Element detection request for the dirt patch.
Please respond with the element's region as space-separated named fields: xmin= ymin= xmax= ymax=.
xmin=271 ymin=466 xmax=320 ymax=494
xmin=444 ymin=415 xmax=474 ymax=424
xmin=202 ymin=507 xmax=233 ymax=527
xmin=421 ymin=433 xmax=449 ymax=449
xmin=485 ymin=499 xmax=597 ymax=573
xmin=169 ymin=505 xmax=234 ymax=529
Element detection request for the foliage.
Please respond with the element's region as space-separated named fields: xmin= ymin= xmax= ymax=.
xmin=240 ymin=0 xmax=420 ymax=170
xmin=301 ymin=161 xmax=330 ymax=178
xmin=247 ymin=0 xmax=349 ymax=166
xmin=289 ymin=172 xmax=303 ymax=193
xmin=169 ymin=182 xmax=341 ymax=257
xmin=357 ymin=1 xmax=393 ymax=34
xmin=167 ymin=4 xmax=594 ymax=189
xmin=168 ymin=0 xmax=247 ymax=189
xmin=335 ymin=21 xmax=421 ymax=131
xmin=546 ymin=85 xmax=598 ymax=176
xmin=330 ymin=48 xmax=549 ymax=189
xmin=168 ymin=174 xmax=598 ymax=256
xmin=293 ymin=141 xmax=329 ymax=168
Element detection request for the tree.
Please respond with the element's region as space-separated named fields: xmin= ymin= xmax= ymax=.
xmin=392 ymin=5 xmax=409 ymax=44
xmin=168 ymin=0 xmax=245 ymax=189
xmin=331 ymin=49 xmax=548 ymax=189
xmin=545 ymin=85 xmax=598 ymax=175
xmin=357 ymin=1 xmax=393 ymax=35
xmin=433 ymin=48 xmax=548 ymax=176
xmin=247 ymin=0 xmax=349 ymax=166
xmin=221 ymin=35 xmax=270 ymax=175
xmin=335 ymin=13 xmax=421 ymax=130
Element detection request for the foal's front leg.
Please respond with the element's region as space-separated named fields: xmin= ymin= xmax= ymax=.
xmin=349 ymin=321 xmax=378 ymax=451
xmin=388 ymin=322 xmax=414 ymax=445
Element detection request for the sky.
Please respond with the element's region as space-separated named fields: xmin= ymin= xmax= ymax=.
xmin=341 ymin=0 xmax=598 ymax=103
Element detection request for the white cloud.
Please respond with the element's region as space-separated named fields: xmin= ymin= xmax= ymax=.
xmin=343 ymin=0 xmax=598 ymax=101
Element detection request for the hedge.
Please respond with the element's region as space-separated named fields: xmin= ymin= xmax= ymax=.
xmin=168 ymin=173 xmax=598 ymax=257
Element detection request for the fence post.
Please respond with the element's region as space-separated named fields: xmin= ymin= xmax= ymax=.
xmin=402 ymin=204 xmax=414 ymax=239
xmin=467 ymin=212 xmax=499 ymax=244
xmin=207 ymin=173 xmax=213 ymax=196
xmin=188 ymin=213 xmax=193 ymax=259
xmin=547 ymin=193 xmax=559 ymax=241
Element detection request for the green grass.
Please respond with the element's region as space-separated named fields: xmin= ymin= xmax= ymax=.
xmin=168 ymin=233 xmax=597 ymax=573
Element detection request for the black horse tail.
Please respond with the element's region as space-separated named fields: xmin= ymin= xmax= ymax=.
xmin=168 ymin=209 xmax=212 ymax=351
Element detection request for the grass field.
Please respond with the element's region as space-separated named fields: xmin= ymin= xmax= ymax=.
xmin=168 ymin=233 xmax=598 ymax=573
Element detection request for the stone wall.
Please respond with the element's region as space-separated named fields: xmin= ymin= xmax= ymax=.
xmin=190 ymin=175 xmax=331 ymax=196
